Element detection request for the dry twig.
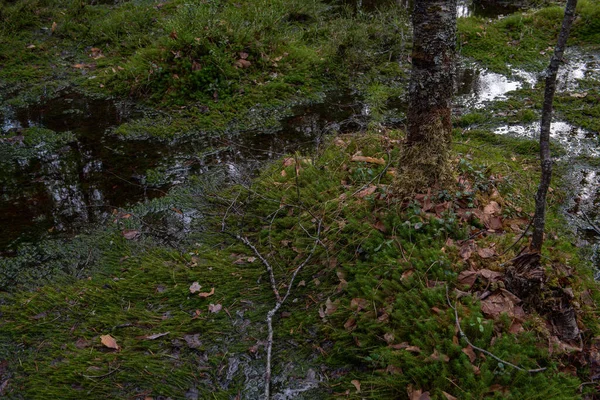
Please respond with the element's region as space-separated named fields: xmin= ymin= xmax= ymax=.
xmin=237 ymin=219 xmax=322 ymax=399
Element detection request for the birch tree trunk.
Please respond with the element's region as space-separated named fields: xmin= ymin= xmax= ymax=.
xmin=399 ymin=0 xmax=457 ymax=191
xmin=531 ymin=0 xmax=578 ymax=251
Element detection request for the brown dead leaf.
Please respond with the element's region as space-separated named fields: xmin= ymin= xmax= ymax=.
xmin=189 ymin=282 xmax=202 ymax=293
xmin=429 ymin=349 xmax=450 ymax=362
xmin=350 ymin=298 xmax=369 ymax=312
xmin=401 ymin=269 xmax=415 ymax=280
xmin=343 ymin=317 xmax=356 ymax=331
xmin=479 ymin=269 xmax=502 ymax=282
xmin=483 ymin=201 xmax=501 ymax=216
xmin=373 ymin=219 xmax=386 ymax=232
xmin=325 ymin=298 xmax=339 ymax=315
xmin=239 ymin=51 xmax=249 ymax=60
xmin=234 ymin=59 xmax=252 ymax=68
xmin=351 ymin=155 xmax=385 ymax=165
xmin=198 ymin=288 xmax=215 ymax=298
xmin=407 ymin=385 xmax=431 ymax=400
xmin=384 ymin=332 xmax=395 ymax=344
xmin=139 ymin=332 xmax=170 ymax=340
xmin=462 ymin=345 xmax=476 ymax=363
xmin=75 ymin=338 xmax=90 ymax=349
xmin=122 ymin=229 xmax=140 ymax=240
xmin=208 ymin=303 xmax=222 ymax=313
xmin=169 ymin=30 xmax=178 ymax=39
xmin=355 ymin=185 xmax=377 ymax=198
xmin=442 ymin=391 xmax=458 ymax=400
xmin=406 ymin=346 xmax=422 ymax=353
xmin=458 ymin=269 xmax=478 ymax=288
xmin=477 ymin=247 xmax=496 ymax=259
xmin=351 ymin=379 xmax=361 ymax=393
xmin=100 ymin=334 xmax=120 ymax=350
xmin=459 ymin=241 xmax=474 ymax=260
xmin=51 ymin=21 xmax=57 ymax=33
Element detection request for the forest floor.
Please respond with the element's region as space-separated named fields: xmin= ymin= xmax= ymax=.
xmin=1 ymin=1 xmax=600 ymax=399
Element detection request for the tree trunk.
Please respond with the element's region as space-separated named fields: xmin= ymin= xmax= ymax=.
xmin=399 ymin=0 xmax=457 ymax=191
xmin=531 ymin=0 xmax=578 ymax=252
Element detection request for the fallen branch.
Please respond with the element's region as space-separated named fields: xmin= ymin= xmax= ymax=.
xmin=580 ymin=211 xmax=600 ymax=236
xmin=445 ymin=286 xmax=546 ymax=374
xmin=237 ymin=219 xmax=322 ymax=399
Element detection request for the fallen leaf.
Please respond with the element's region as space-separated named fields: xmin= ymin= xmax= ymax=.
xmin=75 ymin=338 xmax=90 ymax=349
xmin=351 ymin=379 xmax=361 ymax=393
xmin=355 ymin=185 xmax=377 ymax=198
xmin=239 ymin=51 xmax=249 ymax=60
xmin=122 ymin=229 xmax=140 ymax=240
xmin=343 ymin=317 xmax=356 ymax=331
xmin=459 ymin=242 xmax=473 ymax=260
xmin=483 ymin=201 xmax=501 ymax=215
xmin=170 ymin=30 xmax=178 ymax=39
xmin=406 ymin=346 xmax=422 ymax=353
xmin=100 ymin=334 xmax=120 ymax=350
xmin=479 ymin=269 xmax=502 ymax=282
xmin=442 ymin=391 xmax=458 ymax=400
xmin=351 ymin=155 xmax=385 ymax=165
xmin=27 ymin=44 xmax=36 ymax=49
xmin=198 ymin=288 xmax=215 ymax=298
xmin=569 ymin=92 xmax=588 ymax=98
xmin=208 ymin=303 xmax=222 ymax=313
xmin=384 ymin=332 xmax=395 ymax=344
xmin=51 ymin=21 xmax=57 ymax=33
xmin=477 ymin=247 xmax=495 ymax=259
xmin=234 ymin=59 xmax=252 ymax=68
xmin=401 ymin=269 xmax=415 ymax=280
xmin=458 ymin=270 xmax=477 ymax=288
xmin=462 ymin=345 xmax=476 ymax=363
xmin=373 ymin=219 xmax=386 ymax=232
xmin=350 ymin=298 xmax=369 ymax=312
xmin=140 ymin=332 xmax=170 ymax=340
xmin=189 ymin=282 xmax=202 ymax=293
xmin=183 ymin=334 xmax=202 ymax=349
xmin=325 ymin=298 xmax=339 ymax=315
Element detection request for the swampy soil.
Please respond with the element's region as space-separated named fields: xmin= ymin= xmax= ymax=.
xmin=1 ymin=1 xmax=600 ymax=399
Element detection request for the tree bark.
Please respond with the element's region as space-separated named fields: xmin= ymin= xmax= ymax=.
xmin=399 ymin=0 xmax=457 ymax=191
xmin=531 ymin=0 xmax=578 ymax=252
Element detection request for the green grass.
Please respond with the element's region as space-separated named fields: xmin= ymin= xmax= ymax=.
xmin=2 ymin=129 xmax=598 ymax=398
xmin=458 ymin=0 xmax=600 ymax=74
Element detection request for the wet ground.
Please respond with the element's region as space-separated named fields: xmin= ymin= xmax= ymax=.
xmin=0 ymin=91 xmax=364 ymax=254
xmin=1 ymin=1 xmax=598 ymax=271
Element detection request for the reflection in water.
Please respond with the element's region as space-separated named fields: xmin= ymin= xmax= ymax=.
xmin=0 ymin=91 xmax=363 ymax=253
xmin=494 ymin=121 xmax=599 ymax=158
xmin=455 ymin=67 xmax=527 ymax=108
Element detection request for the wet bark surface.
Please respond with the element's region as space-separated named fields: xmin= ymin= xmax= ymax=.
xmin=532 ymin=0 xmax=578 ymax=251
xmin=400 ymin=0 xmax=457 ymax=189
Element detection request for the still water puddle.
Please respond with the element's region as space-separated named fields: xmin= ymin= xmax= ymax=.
xmin=0 ymin=91 xmax=362 ymax=253
xmin=494 ymin=121 xmax=599 ymax=158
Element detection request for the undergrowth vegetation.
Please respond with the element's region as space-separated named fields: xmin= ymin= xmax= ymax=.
xmin=1 ymin=129 xmax=599 ymax=398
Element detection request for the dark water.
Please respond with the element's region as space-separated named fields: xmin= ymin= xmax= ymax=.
xmin=333 ymin=0 xmax=523 ymax=17
xmin=0 ymin=91 xmax=363 ymax=254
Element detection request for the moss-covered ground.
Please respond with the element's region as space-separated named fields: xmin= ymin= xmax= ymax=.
xmin=2 ymin=1 xmax=600 ymax=399
xmin=1 ymin=127 xmax=600 ymax=398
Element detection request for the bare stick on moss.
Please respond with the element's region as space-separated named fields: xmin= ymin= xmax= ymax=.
xmin=445 ymin=286 xmax=546 ymax=373
xmin=237 ymin=220 xmax=321 ymax=399
xmin=531 ymin=0 xmax=578 ymax=251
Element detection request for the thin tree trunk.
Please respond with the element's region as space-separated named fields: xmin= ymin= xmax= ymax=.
xmin=531 ymin=0 xmax=578 ymax=252
xmin=400 ymin=0 xmax=457 ymax=191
